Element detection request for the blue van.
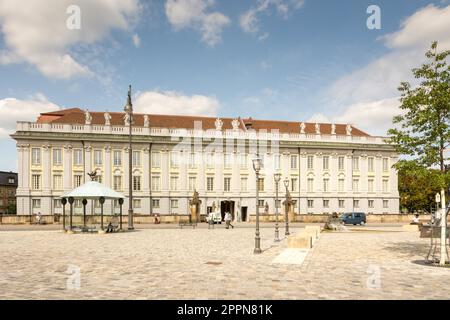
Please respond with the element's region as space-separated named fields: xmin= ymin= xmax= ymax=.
xmin=340 ymin=212 xmax=366 ymax=225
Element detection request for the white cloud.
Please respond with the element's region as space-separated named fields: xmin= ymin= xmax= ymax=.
xmin=132 ymin=34 xmax=141 ymax=47
xmin=0 ymin=0 xmax=141 ymax=79
xmin=165 ymin=0 xmax=230 ymax=47
xmin=240 ymin=0 xmax=305 ymax=36
xmin=134 ymin=90 xmax=219 ymax=116
xmin=323 ymin=4 xmax=450 ymax=136
xmin=0 ymin=94 xmax=61 ymax=139
xmin=307 ymin=113 xmax=330 ymax=124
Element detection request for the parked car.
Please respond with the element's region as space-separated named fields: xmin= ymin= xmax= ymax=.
xmin=206 ymin=211 xmax=222 ymax=224
xmin=340 ymin=212 xmax=366 ymax=225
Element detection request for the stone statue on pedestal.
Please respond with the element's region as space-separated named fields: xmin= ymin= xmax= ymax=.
xmin=300 ymin=122 xmax=306 ymax=134
xmin=85 ymin=110 xmax=92 ymax=125
xmin=104 ymin=112 xmax=111 ymax=126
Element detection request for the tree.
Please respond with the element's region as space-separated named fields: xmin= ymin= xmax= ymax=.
xmin=388 ymin=41 xmax=450 ymax=173
xmin=397 ymin=160 xmax=445 ymax=213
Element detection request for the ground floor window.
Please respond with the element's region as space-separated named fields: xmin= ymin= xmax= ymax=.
xmin=32 ymin=199 xmax=41 ymax=208
xmin=353 ymin=200 xmax=359 ymax=208
xmin=323 ymin=199 xmax=329 ymax=208
xmin=307 ymin=199 xmax=314 ymax=208
xmin=368 ymin=200 xmax=374 ymax=208
xmin=152 ymin=199 xmax=160 ymax=208
xmin=338 ymin=199 xmax=345 ymax=208
xmin=383 ymin=199 xmax=389 ymax=208
xmin=171 ymin=199 xmax=178 ymax=208
xmin=133 ymin=199 xmax=141 ymax=208
xmin=258 ymin=200 xmax=265 ymax=208
xmin=53 ymin=199 xmax=61 ymax=208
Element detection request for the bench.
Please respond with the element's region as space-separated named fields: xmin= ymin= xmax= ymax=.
xmin=179 ymin=220 xmax=197 ymax=229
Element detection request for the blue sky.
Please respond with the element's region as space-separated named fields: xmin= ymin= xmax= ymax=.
xmin=1 ymin=0 xmax=450 ymax=172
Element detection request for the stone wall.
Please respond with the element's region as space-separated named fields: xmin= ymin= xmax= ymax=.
xmin=1 ymin=213 xmax=447 ymax=225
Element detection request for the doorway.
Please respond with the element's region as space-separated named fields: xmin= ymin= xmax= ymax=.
xmin=241 ymin=207 xmax=248 ymax=222
xmin=220 ymin=201 xmax=235 ymax=221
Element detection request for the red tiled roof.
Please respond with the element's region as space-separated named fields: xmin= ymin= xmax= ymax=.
xmin=36 ymin=108 xmax=370 ymax=136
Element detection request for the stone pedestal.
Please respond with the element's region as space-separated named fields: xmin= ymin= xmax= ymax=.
xmin=190 ymin=205 xmax=199 ymax=222
xmin=288 ymin=205 xmax=295 ymax=223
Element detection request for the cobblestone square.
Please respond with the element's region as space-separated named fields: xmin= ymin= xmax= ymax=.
xmin=0 ymin=224 xmax=449 ymax=299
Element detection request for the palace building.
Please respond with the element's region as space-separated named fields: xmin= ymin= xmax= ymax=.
xmin=11 ymin=108 xmax=399 ymax=220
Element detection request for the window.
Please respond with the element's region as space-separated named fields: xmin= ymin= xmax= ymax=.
xmin=171 ymin=199 xmax=178 ymax=208
xmin=274 ymin=154 xmax=281 ymax=170
xmin=241 ymin=177 xmax=248 ymax=191
xmin=32 ymin=148 xmax=41 ymax=165
xmin=113 ymin=176 xmax=122 ymax=191
xmin=382 ymin=179 xmax=389 ymax=193
xmin=73 ymin=149 xmax=83 ymax=166
xmin=94 ymin=199 xmax=101 ymax=208
xmin=383 ymin=200 xmax=389 ymax=208
xmin=258 ymin=200 xmax=265 ymax=208
xmin=257 ymin=178 xmax=264 ymax=192
xmin=224 ymin=154 xmax=232 ymax=169
xmin=368 ymin=200 xmax=374 ymax=208
xmin=368 ymin=157 xmax=374 ymax=172
xmin=224 ymin=177 xmax=231 ymax=192
xmin=32 ymin=174 xmax=41 ymax=190
xmin=152 ymin=199 xmax=160 ymax=208
xmin=189 ymin=176 xmax=197 ymax=191
xmin=189 ymin=153 xmax=196 ymax=169
xmin=307 ymin=199 xmax=314 ymax=208
xmin=170 ymin=176 xmax=178 ymax=191
xmin=151 ymin=176 xmax=160 ymax=191
xmin=74 ymin=199 xmax=82 ymax=208
xmin=290 ymin=155 xmax=298 ymax=169
xmin=353 ymin=157 xmax=359 ymax=171
xmin=240 ymin=154 xmax=248 ymax=169
xmin=291 ymin=178 xmax=297 ymax=192
xmin=338 ymin=178 xmax=345 ymax=192
xmin=352 ymin=179 xmax=359 ymax=192
xmin=133 ymin=176 xmax=141 ymax=191
xmin=74 ymin=175 xmax=82 ymax=188
xmin=32 ymin=199 xmax=41 ymax=208
xmin=338 ymin=156 xmax=345 ymax=171
xmin=353 ymin=200 xmax=359 ymax=208
xmin=307 ymin=178 xmax=314 ymax=192
xmin=53 ymin=175 xmax=62 ymax=190
xmin=275 ymin=200 xmax=281 ymax=208
xmin=8 ymin=178 xmax=14 ymax=184
xmin=53 ymin=149 xmax=62 ymax=166
xmin=94 ymin=150 xmax=103 ymax=166
xmin=339 ymin=199 xmax=345 ymax=208
xmin=170 ymin=152 xmax=179 ymax=168
xmin=383 ymin=158 xmax=389 ymax=171
xmin=207 ymin=177 xmax=214 ymax=191
xmin=206 ymin=153 xmax=214 ymax=169
xmin=113 ymin=200 xmax=120 ymax=208
xmin=132 ymin=151 xmax=141 ymax=167
xmin=113 ymin=151 xmax=122 ymax=166
xmin=133 ymin=199 xmax=141 ymax=208
xmin=307 ymin=155 xmax=314 ymax=170
xmin=368 ymin=179 xmax=374 ymax=193
xmin=323 ymin=156 xmax=329 ymax=170
xmin=323 ymin=178 xmax=329 ymax=192
xmin=53 ymin=199 xmax=61 ymax=209
xmin=151 ymin=152 xmax=160 ymax=168
xmin=323 ymin=200 xmax=329 ymax=208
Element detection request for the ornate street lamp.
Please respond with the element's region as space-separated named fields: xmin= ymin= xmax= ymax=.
xmin=283 ymin=177 xmax=290 ymax=236
xmin=61 ymin=197 xmax=67 ymax=231
xmin=124 ymin=85 xmax=134 ymax=230
xmin=68 ymin=197 xmax=74 ymax=231
xmin=252 ymin=155 xmax=262 ymax=254
xmin=274 ymin=173 xmax=281 ymax=242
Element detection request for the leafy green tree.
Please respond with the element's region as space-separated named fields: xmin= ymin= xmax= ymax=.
xmin=388 ymin=41 xmax=450 ymax=174
xmin=389 ymin=42 xmax=450 ymax=213
xmin=397 ymin=160 xmax=445 ymax=213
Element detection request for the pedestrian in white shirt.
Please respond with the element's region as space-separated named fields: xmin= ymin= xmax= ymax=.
xmin=225 ymin=212 xmax=234 ymax=229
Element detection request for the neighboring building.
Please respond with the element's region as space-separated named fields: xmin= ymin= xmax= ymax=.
xmin=11 ymin=108 xmax=399 ymax=219
xmin=0 ymin=171 xmax=18 ymax=214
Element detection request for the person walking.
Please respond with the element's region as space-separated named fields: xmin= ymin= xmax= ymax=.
xmin=36 ymin=212 xmax=42 ymax=225
xmin=225 ymin=211 xmax=234 ymax=229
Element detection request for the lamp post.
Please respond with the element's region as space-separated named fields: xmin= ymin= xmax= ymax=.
xmin=61 ymin=197 xmax=67 ymax=231
xmin=68 ymin=197 xmax=74 ymax=230
xmin=252 ymin=155 xmax=262 ymax=254
xmin=283 ymin=177 xmax=290 ymax=236
xmin=124 ymin=85 xmax=134 ymax=230
xmin=274 ymin=173 xmax=281 ymax=242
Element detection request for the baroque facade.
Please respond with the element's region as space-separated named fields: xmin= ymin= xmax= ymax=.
xmin=11 ymin=108 xmax=399 ymax=220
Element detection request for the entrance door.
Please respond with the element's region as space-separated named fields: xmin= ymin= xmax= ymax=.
xmin=241 ymin=207 xmax=247 ymax=222
xmin=220 ymin=201 xmax=235 ymax=221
